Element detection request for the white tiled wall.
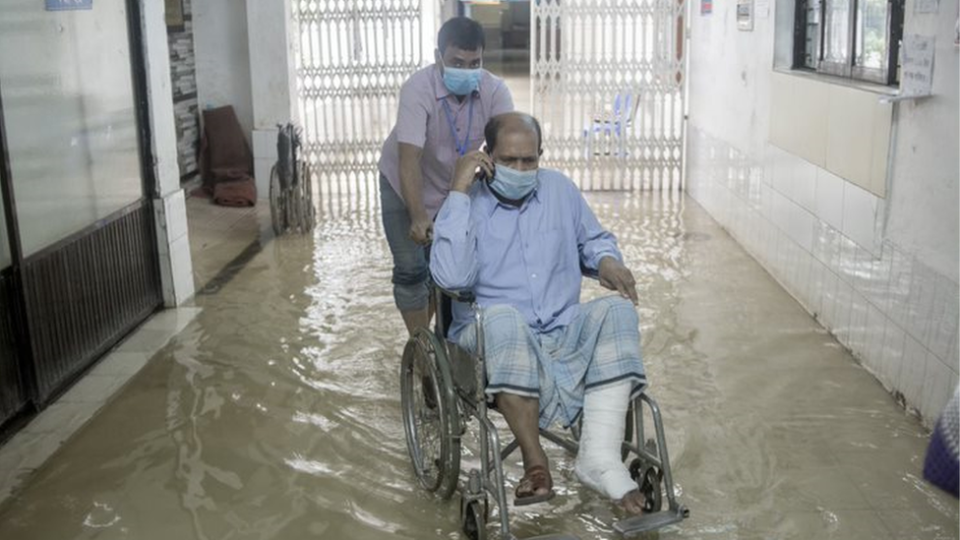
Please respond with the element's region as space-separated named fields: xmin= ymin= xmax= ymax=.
xmin=154 ymin=189 xmax=196 ymax=306
xmin=687 ymin=126 xmax=959 ymax=427
xmin=252 ymin=128 xmax=278 ymax=200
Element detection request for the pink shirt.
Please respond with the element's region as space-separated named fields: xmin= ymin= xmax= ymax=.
xmin=379 ymin=64 xmax=514 ymax=218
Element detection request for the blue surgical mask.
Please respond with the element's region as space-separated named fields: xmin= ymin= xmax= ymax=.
xmin=489 ymin=164 xmax=539 ymax=200
xmin=441 ymin=61 xmax=482 ymax=96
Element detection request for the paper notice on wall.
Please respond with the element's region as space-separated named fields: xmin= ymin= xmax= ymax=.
xmin=45 ymin=0 xmax=92 ymax=10
xmin=755 ymin=0 xmax=771 ymax=18
xmin=737 ymin=0 xmax=754 ymax=30
xmin=914 ymin=0 xmax=940 ymax=14
xmin=953 ymin=2 xmax=960 ymax=47
xmin=900 ymin=34 xmax=936 ymax=97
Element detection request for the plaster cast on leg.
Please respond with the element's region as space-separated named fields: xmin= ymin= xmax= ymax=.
xmin=574 ymin=381 xmax=637 ymax=500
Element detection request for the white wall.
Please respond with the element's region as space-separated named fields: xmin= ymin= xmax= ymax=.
xmin=685 ymin=0 xmax=959 ymax=426
xmin=142 ymin=0 xmax=195 ymax=305
xmin=193 ymin=0 xmax=254 ymax=140
xmin=887 ymin=12 xmax=960 ymax=284
xmin=246 ymin=0 xmax=298 ymax=198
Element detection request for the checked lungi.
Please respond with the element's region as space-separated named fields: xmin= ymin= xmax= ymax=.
xmin=457 ymin=295 xmax=647 ymax=429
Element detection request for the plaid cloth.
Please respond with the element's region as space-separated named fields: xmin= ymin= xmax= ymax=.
xmin=457 ymin=295 xmax=647 ymax=428
xmin=924 ymin=386 xmax=959 ymax=497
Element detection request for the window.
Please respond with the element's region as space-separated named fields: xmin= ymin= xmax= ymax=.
xmin=794 ymin=0 xmax=905 ymax=85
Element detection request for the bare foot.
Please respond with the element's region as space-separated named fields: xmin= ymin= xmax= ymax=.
xmin=618 ymin=489 xmax=646 ymax=515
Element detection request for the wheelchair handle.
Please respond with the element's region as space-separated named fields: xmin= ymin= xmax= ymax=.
xmin=436 ymin=286 xmax=476 ymax=304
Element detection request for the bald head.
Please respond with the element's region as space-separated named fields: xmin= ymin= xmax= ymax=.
xmin=484 ymin=112 xmax=543 ymax=156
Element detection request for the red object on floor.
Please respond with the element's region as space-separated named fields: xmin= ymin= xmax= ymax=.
xmin=201 ymin=105 xmax=256 ymax=207
xmin=213 ymin=177 xmax=257 ymax=207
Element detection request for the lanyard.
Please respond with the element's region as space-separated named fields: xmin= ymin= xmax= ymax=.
xmin=441 ymin=96 xmax=475 ymax=157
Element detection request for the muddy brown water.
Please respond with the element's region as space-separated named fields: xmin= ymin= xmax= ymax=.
xmin=0 ymin=191 xmax=955 ymax=540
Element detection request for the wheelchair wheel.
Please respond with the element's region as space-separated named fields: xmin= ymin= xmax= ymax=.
xmin=401 ymin=328 xmax=461 ymax=500
xmin=461 ymin=499 xmax=487 ymax=540
xmin=269 ymin=165 xmax=282 ymax=235
xmin=629 ymin=458 xmax=664 ymax=513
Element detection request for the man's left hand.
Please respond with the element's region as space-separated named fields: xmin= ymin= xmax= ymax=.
xmin=598 ymin=257 xmax=638 ymax=305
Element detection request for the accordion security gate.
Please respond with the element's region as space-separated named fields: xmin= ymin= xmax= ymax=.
xmin=293 ymin=0 xmax=428 ymax=207
xmin=294 ymin=1 xmax=684 ymax=199
xmin=532 ymin=0 xmax=686 ymax=191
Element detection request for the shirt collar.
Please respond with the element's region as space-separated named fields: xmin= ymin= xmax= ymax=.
xmin=433 ymin=64 xmax=482 ymax=101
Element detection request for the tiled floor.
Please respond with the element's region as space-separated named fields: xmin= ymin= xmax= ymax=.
xmin=186 ymin=194 xmax=272 ymax=292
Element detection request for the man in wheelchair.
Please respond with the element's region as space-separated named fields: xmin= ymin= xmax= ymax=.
xmin=430 ymin=112 xmax=649 ymax=514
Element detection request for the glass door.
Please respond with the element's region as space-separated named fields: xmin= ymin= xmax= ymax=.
xmin=0 ymin=0 xmax=162 ymax=406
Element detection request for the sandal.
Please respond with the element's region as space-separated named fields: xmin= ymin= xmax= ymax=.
xmin=514 ymin=464 xmax=556 ymax=506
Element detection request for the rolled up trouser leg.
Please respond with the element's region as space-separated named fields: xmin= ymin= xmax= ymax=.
xmin=379 ymin=175 xmax=430 ymax=311
xmin=574 ymin=380 xmax=636 ymax=500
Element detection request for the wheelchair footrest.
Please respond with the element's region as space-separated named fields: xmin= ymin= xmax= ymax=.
xmin=524 ymin=534 xmax=580 ymax=540
xmin=614 ymin=508 xmax=687 ymax=537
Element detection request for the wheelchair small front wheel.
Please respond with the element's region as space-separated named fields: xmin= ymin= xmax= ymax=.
xmin=461 ymin=499 xmax=487 ymax=540
xmin=401 ymin=329 xmax=461 ymax=499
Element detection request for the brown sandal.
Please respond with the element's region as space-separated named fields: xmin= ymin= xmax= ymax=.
xmin=514 ymin=464 xmax=556 ymax=506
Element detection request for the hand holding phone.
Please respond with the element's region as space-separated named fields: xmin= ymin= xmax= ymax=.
xmin=452 ymin=149 xmax=495 ymax=193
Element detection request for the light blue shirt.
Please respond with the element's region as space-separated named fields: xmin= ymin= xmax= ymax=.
xmin=431 ymin=168 xmax=623 ymax=340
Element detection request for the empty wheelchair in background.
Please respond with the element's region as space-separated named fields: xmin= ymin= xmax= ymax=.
xmin=400 ymin=288 xmax=689 ymax=540
xmin=269 ymin=122 xmax=315 ymax=235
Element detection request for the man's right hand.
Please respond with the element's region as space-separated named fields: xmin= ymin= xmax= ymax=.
xmin=409 ymin=217 xmax=433 ymax=245
xmin=452 ymin=150 xmax=495 ymax=193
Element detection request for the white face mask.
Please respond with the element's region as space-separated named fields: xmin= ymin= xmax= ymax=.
xmin=489 ymin=164 xmax=539 ymax=200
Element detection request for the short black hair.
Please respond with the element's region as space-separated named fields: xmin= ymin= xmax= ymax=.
xmin=437 ymin=17 xmax=485 ymax=53
xmin=484 ymin=113 xmax=543 ymax=154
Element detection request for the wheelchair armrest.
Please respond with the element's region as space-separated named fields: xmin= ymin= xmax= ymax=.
xmin=437 ymin=286 xmax=476 ymax=304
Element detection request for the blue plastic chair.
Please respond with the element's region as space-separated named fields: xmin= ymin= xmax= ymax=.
xmin=583 ymin=91 xmax=638 ymax=158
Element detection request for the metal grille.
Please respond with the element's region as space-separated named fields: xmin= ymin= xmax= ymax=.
xmin=0 ymin=270 xmax=26 ymax=426
xmin=532 ymin=0 xmax=686 ymax=191
xmin=22 ymin=201 xmax=162 ymax=403
xmin=293 ymin=0 xmax=425 ymax=202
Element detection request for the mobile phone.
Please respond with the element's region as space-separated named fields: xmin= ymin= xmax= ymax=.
xmin=476 ymin=142 xmax=493 ymax=183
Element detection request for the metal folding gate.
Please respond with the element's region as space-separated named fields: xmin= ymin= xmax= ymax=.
xmin=293 ymin=0 xmax=431 ymax=205
xmin=531 ymin=0 xmax=686 ymax=191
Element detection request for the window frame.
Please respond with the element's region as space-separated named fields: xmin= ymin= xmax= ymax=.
xmin=793 ymin=0 xmax=905 ymax=86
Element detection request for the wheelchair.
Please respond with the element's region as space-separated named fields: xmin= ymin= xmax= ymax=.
xmin=400 ymin=287 xmax=689 ymax=540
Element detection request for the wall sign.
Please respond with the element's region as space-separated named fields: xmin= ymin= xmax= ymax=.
xmin=900 ymin=34 xmax=936 ymax=97
xmin=45 ymin=0 xmax=92 ymax=10
xmin=755 ymin=0 xmax=771 ymax=18
xmin=953 ymin=2 xmax=960 ymax=47
xmin=914 ymin=0 xmax=940 ymax=14
xmin=737 ymin=0 xmax=754 ymax=30
xmin=701 ymin=0 xmax=712 ymax=15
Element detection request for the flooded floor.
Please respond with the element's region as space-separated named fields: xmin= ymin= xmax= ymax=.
xmin=0 ymin=189 xmax=956 ymax=540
